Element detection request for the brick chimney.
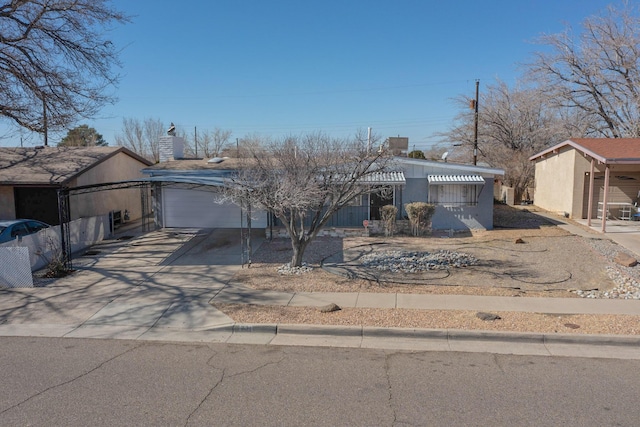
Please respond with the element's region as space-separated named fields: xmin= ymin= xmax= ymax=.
xmin=158 ymin=136 xmax=185 ymax=162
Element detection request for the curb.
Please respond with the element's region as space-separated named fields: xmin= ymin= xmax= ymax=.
xmin=233 ymin=323 xmax=277 ymax=334
xmin=1 ymin=322 xmax=638 ymax=352
xmin=231 ymin=323 xmax=640 ymax=348
xmin=446 ymin=329 xmax=545 ymax=343
xmin=542 ymin=333 xmax=640 ymax=347
xmin=277 ymin=324 xmax=362 ymax=337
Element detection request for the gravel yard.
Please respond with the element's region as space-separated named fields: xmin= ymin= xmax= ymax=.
xmin=214 ymin=304 xmax=640 ymax=335
xmin=217 ymin=205 xmax=640 ymax=335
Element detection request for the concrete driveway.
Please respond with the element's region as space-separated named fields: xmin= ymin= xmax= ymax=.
xmin=0 ymin=228 xmax=263 ymax=341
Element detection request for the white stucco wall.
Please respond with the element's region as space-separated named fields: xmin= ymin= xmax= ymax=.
xmin=0 ymin=214 xmax=110 ymax=272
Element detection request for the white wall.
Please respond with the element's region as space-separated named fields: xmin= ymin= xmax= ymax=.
xmin=0 ymin=214 xmax=110 ymax=273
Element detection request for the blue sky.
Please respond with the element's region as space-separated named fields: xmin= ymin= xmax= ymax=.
xmin=1 ymin=0 xmax=618 ymax=151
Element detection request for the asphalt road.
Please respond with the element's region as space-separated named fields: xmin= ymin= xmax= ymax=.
xmin=1 ymin=337 xmax=639 ymax=426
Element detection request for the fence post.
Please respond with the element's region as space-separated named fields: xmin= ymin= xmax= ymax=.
xmin=57 ymin=187 xmax=72 ymax=272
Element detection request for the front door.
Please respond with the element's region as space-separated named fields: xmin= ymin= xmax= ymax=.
xmin=370 ymin=188 xmax=393 ymax=220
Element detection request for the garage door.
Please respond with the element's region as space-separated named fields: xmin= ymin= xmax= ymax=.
xmin=162 ymin=188 xmax=267 ymax=228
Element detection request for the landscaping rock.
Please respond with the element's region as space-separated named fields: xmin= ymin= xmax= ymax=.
xmin=319 ymin=303 xmax=341 ymax=313
xmin=614 ymin=252 xmax=638 ymax=268
xmin=360 ymin=249 xmax=477 ymax=273
xmin=476 ymin=312 xmax=501 ymax=321
xmin=515 ymin=238 xmax=525 ymax=244
xmin=277 ymin=263 xmax=313 ymax=275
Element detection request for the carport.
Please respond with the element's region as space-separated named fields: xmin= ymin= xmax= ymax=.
xmin=57 ymin=176 xmax=256 ymax=271
xmin=530 ymin=138 xmax=640 ymax=232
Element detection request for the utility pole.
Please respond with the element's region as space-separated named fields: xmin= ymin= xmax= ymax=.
xmin=194 ymin=126 xmax=198 ymax=157
xmin=42 ymin=97 xmax=48 ymax=146
xmin=472 ymin=79 xmax=479 ymax=165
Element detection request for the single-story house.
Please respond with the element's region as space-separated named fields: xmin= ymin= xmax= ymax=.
xmin=530 ymin=138 xmax=640 ymax=230
xmin=143 ymin=136 xmax=504 ymax=232
xmin=0 ymin=146 xmax=153 ymax=225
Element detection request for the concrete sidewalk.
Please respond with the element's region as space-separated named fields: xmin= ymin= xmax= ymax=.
xmin=536 ymin=208 xmax=640 ymax=257
xmin=0 ymin=226 xmax=639 ymax=359
xmin=211 ymin=287 xmax=640 ymax=315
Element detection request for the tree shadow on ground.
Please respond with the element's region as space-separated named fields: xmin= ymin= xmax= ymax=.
xmin=493 ymin=203 xmax=563 ymax=229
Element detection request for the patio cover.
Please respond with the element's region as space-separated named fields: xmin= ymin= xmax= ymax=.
xmin=427 ymin=174 xmax=486 ymax=185
xmin=359 ymin=171 xmax=406 ymax=185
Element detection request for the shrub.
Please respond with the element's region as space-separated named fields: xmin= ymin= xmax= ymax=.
xmin=404 ymin=202 xmax=435 ymax=236
xmin=39 ymin=237 xmax=72 ymax=278
xmin=380 ymin=205 xmax=398 ymax=237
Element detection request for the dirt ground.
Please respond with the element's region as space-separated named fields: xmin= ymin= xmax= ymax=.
xmin=232 ymin=205 xmax=613 ymax=298
xmin=216 ymin=205 xmax=640 ymax=335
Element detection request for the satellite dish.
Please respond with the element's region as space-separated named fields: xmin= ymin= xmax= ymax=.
xmin=441 ymin=151 xmax=449 ymax=162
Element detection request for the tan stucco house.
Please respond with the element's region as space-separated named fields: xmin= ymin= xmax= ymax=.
xmin=530 ymin=138 xmax=640 ymax=230
xmin=0 ymin=146 xmax=153 ymax=225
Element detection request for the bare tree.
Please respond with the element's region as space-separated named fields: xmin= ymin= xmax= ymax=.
xmin=421 ymin=144 xmax=450 ymax=161
xmin=196 ymin=127 xmax=232 ymax=158
xmin=354 ymin=127 xmax=383 ymax=153
xmin=222 ymin=133 xmax=396 ymax=267
xmin=0 ymin=1 xmax=128 ymax=134
xmin=528 ymin=3 xmax=640 ymax=137
xmin=114 ymin=117 xmax=164 ymax=162
xmin=441 ymin=80 xmax=572 ymax=201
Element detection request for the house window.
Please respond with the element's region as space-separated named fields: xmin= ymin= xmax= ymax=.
xmin=430 ymin=184 xmax=479 ymax=206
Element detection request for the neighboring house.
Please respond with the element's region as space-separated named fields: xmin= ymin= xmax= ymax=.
xmin=0 ymin=146 xmax=153 ymax=225
xmin=143 ymin=136 xmax=504 ymax=231
xmin=530 ymin=138 xmax=640 ymax=228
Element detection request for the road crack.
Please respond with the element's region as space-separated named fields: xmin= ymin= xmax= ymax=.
xmin=0 ymin=343 xmax=141 ymax=416
xmin=493 ymin=353 xmax=506 ymax=374
xmin=385 ymin=352 xmax=399 ymax=426
xmin=184 ymin=364 xmax=225 ymax=427
xmin=184 ymin=351 xmax=286 ymax=426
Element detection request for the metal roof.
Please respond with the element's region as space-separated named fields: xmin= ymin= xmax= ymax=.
xmin=397 ymin=157 xmax=504 ymax=175
xmin=145 ymin=172 xmax=405 ymax=186
xmin=427 ymin=174 xmax=486 ymax=184
xmin=142 ymin=175 xmax=226 ymax=186
xmin=359 ymin=171 xmax=405 ymax=184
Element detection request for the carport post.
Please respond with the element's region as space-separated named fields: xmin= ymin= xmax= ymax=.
xmin=587 ymin=158 xmax=595 ymax=227
xmin=601 ymin=165 xmax=610 ymax=233
xmin=57 ymin=187 xmax=72 ymax=272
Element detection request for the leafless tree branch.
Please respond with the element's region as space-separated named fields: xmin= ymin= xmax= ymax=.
xmin=0 ymin=0 xmax=129 ymax=134
xmin=220 ymin=132 xmax=396 ymax=267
